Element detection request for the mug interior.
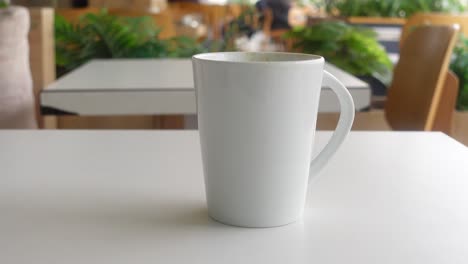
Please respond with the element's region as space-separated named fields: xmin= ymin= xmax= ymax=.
xmin=193 ymin=52 xmax=323 ymax=64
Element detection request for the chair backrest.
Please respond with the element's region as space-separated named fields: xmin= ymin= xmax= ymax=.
xmin=385 ymin=24 xmax=459 ymax=131
xmin=107 ymin=9 xmax=176 ymax=39
xmin=401 ymin=12 xmax=468 ymax=46
xmin=432 ymin=71 xmax=459 ymax=134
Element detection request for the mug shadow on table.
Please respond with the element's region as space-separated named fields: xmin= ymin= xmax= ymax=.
xmin=4 ymin=199 xmax=236 ymax=232
xmin=78 ymin=202 xmax=217 ymax=230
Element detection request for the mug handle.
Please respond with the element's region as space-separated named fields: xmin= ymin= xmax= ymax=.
xmin=309 ymin=70 xmax=355 ymax=181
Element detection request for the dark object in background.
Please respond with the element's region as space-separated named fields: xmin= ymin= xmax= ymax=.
xmin=358 ymin=75 xmax=387 ymax=109
xmin=72 ymin=0 xmax=87 ymax=7
xmin=256 ymin=0 xmax=291 ymax=30
xmin=358 ymin=75 xmax=387 ymax=97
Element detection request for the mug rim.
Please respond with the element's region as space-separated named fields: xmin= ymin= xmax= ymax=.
xmin=192 ymin=52 xmax=324 ymax=65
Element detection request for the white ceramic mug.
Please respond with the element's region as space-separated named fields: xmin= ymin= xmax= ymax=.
xmin=193 ymin=52 xmax=354 ymax=228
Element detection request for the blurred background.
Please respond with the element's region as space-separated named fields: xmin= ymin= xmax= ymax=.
xmin=1 ymin=0 xmax=467 ymax=145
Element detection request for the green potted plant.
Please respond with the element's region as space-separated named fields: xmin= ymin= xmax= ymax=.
xmin=55 ymin=10 xmax=206 ymax=75
xmin=324 ymin=0 xmax=466 ymax=18
xmin=320 ymin=0 xmax=467 ymax=59
xmin=286 ymin=21 xmax=393 ymax=96
xmin=451 ymin=34 xmax=468 ymax=145
xmin=0 ymin=0 xmax=9 ymax=8
xmin=451 ymin=34 xmax=468 ymax=111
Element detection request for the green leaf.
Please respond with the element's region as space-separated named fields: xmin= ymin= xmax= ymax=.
xmin=326 ymin=0 xmax=466 ymax=18
xmin=286 ymin=21 xmax=392 ymax=85
xmin=0 ymin=0 xmax=8 ymax=8
xmin=55 ymin=10 xmax=202 ymax=75
xmin=450 ymin=34 xmax=468 ymax=110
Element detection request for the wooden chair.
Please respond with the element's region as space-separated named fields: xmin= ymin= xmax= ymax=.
xmin=432 ymin=71 xmax=459 ymax=133
xmin=401 ymin=12 xmax=468 ymax=46
xmin=318 ymin=24 xmax=460 ymax=134
xmin=385 ymin=25 xmax=459 ymax=131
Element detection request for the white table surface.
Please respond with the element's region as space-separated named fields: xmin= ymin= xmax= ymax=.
xmin=1 ymin=131 xmax=468 ymax=264
xmin=41 ymin=59 xmax=371 ymax=115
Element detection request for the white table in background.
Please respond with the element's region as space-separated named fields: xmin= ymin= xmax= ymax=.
xmin=1 ymin=131 xmax=467 ymax=264
xmin=40 ymin=59 xmax=371 ymax=115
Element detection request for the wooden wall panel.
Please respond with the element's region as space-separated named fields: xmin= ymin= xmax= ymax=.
xmin=28 ymin=8 xmax=56 ymax=128
xmin=89 ymin=0 xmax=168 ymax=13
